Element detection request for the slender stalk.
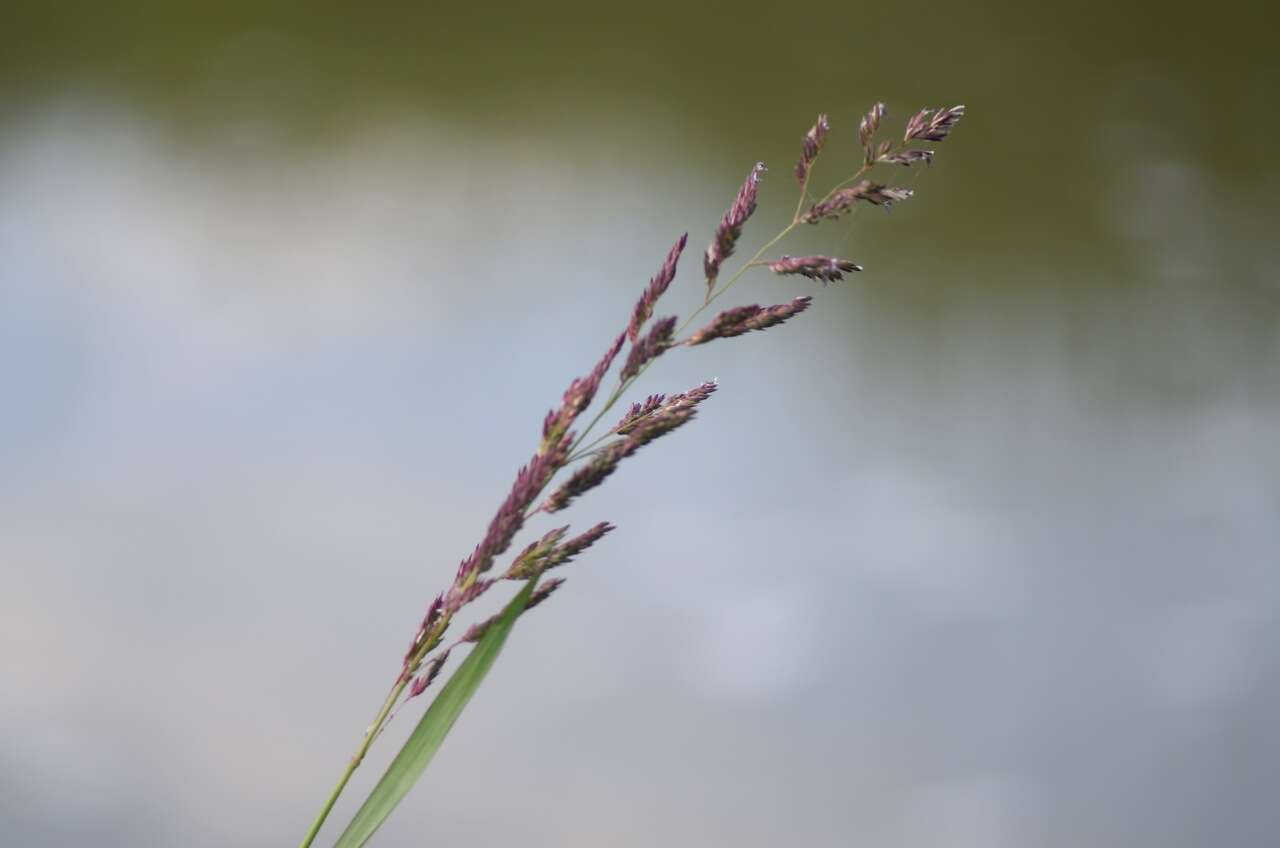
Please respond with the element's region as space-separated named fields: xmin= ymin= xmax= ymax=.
xmin=299 ymin=678 xmax=410 ymax=848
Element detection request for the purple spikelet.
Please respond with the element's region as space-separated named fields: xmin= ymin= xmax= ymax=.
xmin=542 ymin=333 xmax=625 ymax=448
xmin=628 ymin=234 xmax=687 ymax=343
xmin=543 ymin=441 xmax=633 ymax=513
xmin=448 ymin=434 xmax=571 ymax=613
xmin=879 ymin=149 xmax=934 ymax=167
xmin=859 ymin=102 xmax=887 ymax=165
xmin=621 ymin=316 xmax=677 ymax=381
xmin=524 ymin=577 xmax=567 ymax=611
xmin=410 ymin=650 xmax=452 ymax=698
xmin=904 ymin=105 xmax=966 ymax=142
xmin=614 ymin=393 xmax=666 ymax=434
xmin=704 ymin=162 xmax=765 ymax=292
xmin=543 ymin=378 xmax=719 ymax=512
xmin=402 ymin=593 xmax=444 ymax=674
xmin=800 ymin=180 xmax=913 ymax=222
xmin=767 ymin=255 xmax=863 ymax=283
xmin=687 ymin=297 xmax=812 ymax=345
xmin=794 ymin=113 xmax=829 ymax=185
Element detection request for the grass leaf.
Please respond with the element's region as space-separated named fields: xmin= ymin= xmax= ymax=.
xmin=332 ymin=579 xmax=538 ymax=848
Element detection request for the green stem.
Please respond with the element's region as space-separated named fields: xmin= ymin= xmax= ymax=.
xmin=299 ymin=678 xmax=410 ymax=848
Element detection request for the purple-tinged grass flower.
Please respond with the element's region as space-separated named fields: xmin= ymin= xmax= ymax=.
xmin=628 ymin=234 xmax=688 ymax=343
xmin=879 ymin=149 xmax=934 ymax=167
xmin=687 ymin=297 xmax=812 ymax=345
xmin=904 ymin=105 xmax=966 ymax=142
xmin=794 ymin=114 xmax=829 ymax=185
xmin=614 ymin=393 xmax=666 ymax=434
xmin=523 ymin=577 xmax=566 ymax=611
xmin=859 ymin=102 xmax=887 ymax=164
xmin=504 ymin=522 xmax=614 ymax=579
xmin=409 ymin=650 xmax=452 ymax=698
xmin=800 ymin=180 xmax=913 ymax=222
xmin=503 ymin=526 xmax=570 ymax=580
xmin=448 ymin=434 xmax=572 ymax=613
xmin=768 ymin=254 xmax=863 ymax=284
xmin=542 ymin=333 xmax=626 ymax=450
xmin=704 ymin=162 xmax=765 ymax=291
xmin=621 ymin=316 xmax=677 ymax=380
xmin=544 ymin=522 xmax=614 ymax=569
xmin=617 ymin=380 xmax=718 ymax=435
xmin=402 ymin=593 xmax=444 ymax=674
xmin=542 ymin=441 xmax=633 ymax=513
xmin=859 ymin=102 xmax=886 ymax=149
xmin=468 ymin=577 xmax=569 ymax=643
xmin=623 ymin=403 xmax=699 ymax=449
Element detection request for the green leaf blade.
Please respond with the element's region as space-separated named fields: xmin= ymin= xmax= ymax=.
xmin=332 ymin=579 xmax=538 ymax=848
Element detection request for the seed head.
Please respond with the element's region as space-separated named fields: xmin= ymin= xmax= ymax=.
xmin=545 ymin=522 xmax=615 ymax=569
xmin=859 ymin=102 xmax=887 ymax=150
xmin=410 ymin=650 xmax=452 ymax=698
xmin=687 ymin=297 xmax=813 ymax=345
xmin=904 ymin=105 xmax=966 ymax=142
xmin=794 ymin=114 xmax=829 ymax=185
xmin=704 ymin=162 xmax=765 ymax=291
xmin=614 ymin=393 xmax=666 ymax=434
xmin=879 ymin=149 xmax=934 ymax=167
xmin=621 ymin=316 xmax=677 ymax=381
xmin=624 ymin=402 xmax=699 ymax=449
xmin=543 ymin=333 xmax=626 ymax=449
xmin=767 ymin=255 xmax=863 ymax=284
xmin=628 ymin=234 xmax=688 ymax=343
xmin=451 ymin=434 xmax=571 ymax=610
xmin=524 ymin=577 xmax=567 ymax=611
xmin=503 ymin=526 xmax=570 ymax=580
xmin=543 ymin=441 xmax=633 ymax=513
xmin=800 ymin=180 xmax=913 ymax=222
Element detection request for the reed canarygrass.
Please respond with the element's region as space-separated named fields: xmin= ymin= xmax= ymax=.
xmin=300 ymin=99 xmax=965 ymax=847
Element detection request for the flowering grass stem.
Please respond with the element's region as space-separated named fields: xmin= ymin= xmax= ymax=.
xmin=300 ymin=99 xmax=964 ymax=847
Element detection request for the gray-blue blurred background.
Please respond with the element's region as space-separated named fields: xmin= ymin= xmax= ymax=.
xmin=3 ymin=3 xmax=1277 ymax=846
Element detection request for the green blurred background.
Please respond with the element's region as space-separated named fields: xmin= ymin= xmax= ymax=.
xmin=2 ymin=2 xmax=1277 ymax=846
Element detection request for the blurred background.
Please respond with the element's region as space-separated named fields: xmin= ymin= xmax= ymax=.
xmin=2 ymin=2 xmax=1277 ymax=846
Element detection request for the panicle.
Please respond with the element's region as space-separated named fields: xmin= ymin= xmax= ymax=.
xmin=800 ymin=180 xmax=913 ymax=222
xmin=794 ymin=113 xmax=830 ymax=185
xmin=767 ymin=254 xmax=863 ymax=283
xmin=704 ymin=162 xmax=765 ymax=291
xmin=904 ymin=105 xmax=966 ymax=142
xmin=621 ymin=316 xmax=677 ymax=380
xmin=628 ymin=234 xmax=688 ymax=343
xmin=687 ymin=297 xmax=812 ymax=345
